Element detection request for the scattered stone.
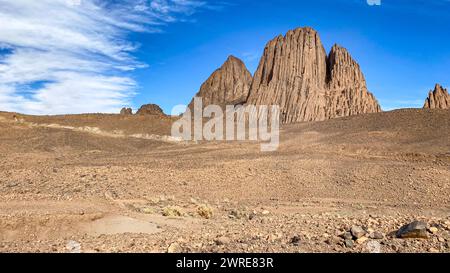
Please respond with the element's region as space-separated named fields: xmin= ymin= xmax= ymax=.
xmin=396 ymin=221 xmax=428 ymax=239
xmin=167 ymin=243 xmax=181 ymax=253
xmin=229 ymin=209 xmax=245 ymax=220
xmin=248 ymin=212 xmax=257 ymax=220
xmin=366 ymin=240 xmax=382 ymax=253
xmin=261 ymin=210 xmax=270 ymax=216
xmin=325 ymin=236 xmax=342 ymax=245
xmin=290 ymin=236 xmax=301 ymax=246
xmin=351 ymin=226 xmax=366 ymax=239
xmin=66 ymin=240 xmax=81 ymax=253
xmin=369 ymin=231 xmax=384 ymax=240
xmin=344 ymin=239 xmax=354 ymax=248
xmin=356 ymin=236 xmax=369 ymax=244
xmin=428 ymin=227 xmax=438 ymax=234
xmin=428 ymin=247 xmax=439 ymax=253
xmin=215 ymin=236 xmax=231 ymax=246
xmin=341 ymin=232 xmax=353 ymax=241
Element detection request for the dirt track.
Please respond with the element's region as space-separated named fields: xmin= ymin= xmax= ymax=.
xmin=0 ymin=109 xmax=449 ymax=253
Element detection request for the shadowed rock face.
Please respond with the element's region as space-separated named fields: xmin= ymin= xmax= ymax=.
xmin=246 ymin=27 xmax=381 ymax=123
xmin=424 ymin=84 xmax=450 ymax=109
xmin=187 ymin=55 xmax=253 ymax=110
xmin=136 ymin=104 xmax=165 ymax=116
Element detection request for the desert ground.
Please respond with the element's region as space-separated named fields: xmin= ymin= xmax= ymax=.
xmin=0 ymin=109 xmax=449 ymax=253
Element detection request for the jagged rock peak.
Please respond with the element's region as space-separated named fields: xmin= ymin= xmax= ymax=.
xmin=187 ymin=55 xmax=252 ymax=109
xmin=325 ymin=44 xmax=381 ymax=118
xmin=249 ymin=27 xmax=328 ymax=91
xmin=246 ymin=27 xmax=328 ymax=123
xmin=423 ymin=84 xmax=450 ymax=109
xmin=246 ymin=26 xmax=381 ymax=123
xmin=327 ymin=44 xmax=367 ymax=89
xmin=136 ymin=104 xmax=165 ymax=116
xmin=120 ymin=107 xmax=133 ymax=115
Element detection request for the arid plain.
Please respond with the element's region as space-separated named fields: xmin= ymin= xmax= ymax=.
xmin=0 ymin=108 xmax=449 ymax=253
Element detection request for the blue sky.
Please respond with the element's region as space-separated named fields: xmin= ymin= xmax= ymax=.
xmin=0 ymin=0 xmax=449 ymax=114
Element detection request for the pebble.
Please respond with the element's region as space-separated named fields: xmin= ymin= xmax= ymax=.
xmin=356 ymin=236 xmax=369 ymax=244
xmin=215 ymin=236 xmax=231 ymax=246
xmin=290 ymin=236 xmax=301 ymax=246
xmin=351 ymin=226 xmax=366 ymax=239
xmin=66 ymin=240 xmax=81 ymax=253
xmin=428 ymin=247 xmax=439 ymax=253
xmin=369 ymin=231 xmax=384 ymax=240
xmin=342 ymin=232 xmax=353 ymax=240
xmin=344 ymin=239 xmax=354 ymax=248
xmin=167 ymin=242 xmax=181 ymax=253
xmin=325 ymin=236 xmax=342 ymax=245
xmin=428 ymin=227 xmax=438 ymax=234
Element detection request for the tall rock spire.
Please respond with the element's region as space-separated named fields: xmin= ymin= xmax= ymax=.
xmin=188 ymin=27 xmax=382 ymax=123
xmin=423 ymin=84 xmax=450 ymax=109
xmin=246 ymin=27 xmax=381 ymax=123
xmin=325 ymin=44 xmax=381 ymax=118
xmin=246 ymin=27 xmax=328 ymax=123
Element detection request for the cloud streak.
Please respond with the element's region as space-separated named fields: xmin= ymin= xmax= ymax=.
xmin=0 ymin=0 xmax=207 ymax=114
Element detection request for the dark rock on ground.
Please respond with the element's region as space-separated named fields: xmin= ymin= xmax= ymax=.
xmin=396 ymin=221 xmax=428 ymax=239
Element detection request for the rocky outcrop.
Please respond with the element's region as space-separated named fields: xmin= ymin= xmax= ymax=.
xmin=136 ymin=104 xmax=165 ymax=116
xmin=246 ymin=27 xmax=328 ymax=123
xmin=246 ymin=27 xmax=381 ymax=123
xmin=423 ymin=84 xmax=450 ymax=109
xmin=325 ymin=44 xmax=381 ymax=119
xmin=187 ymin=55 xmax=252 ymax=110
xmin=120 ymin=107 xmax=133 ymax=115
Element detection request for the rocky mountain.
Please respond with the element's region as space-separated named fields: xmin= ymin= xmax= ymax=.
xmin=120 ymin=107 xmax=133 ymax=115
xmin=187 ymin=55 xmax=252 ymax=110
xmin=246 ymin=27 xmax=381 ymax=123
xmin=136 ymin=104 xmax=165 ymax=116
xmin=423 ymin=84 xmax=450 ymax=109
xmin=325 ymin=44 xmax=381 ymax=119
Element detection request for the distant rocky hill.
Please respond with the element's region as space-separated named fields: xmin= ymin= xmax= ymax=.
xmin=120 ymin=107 xmax=133 ymax=115
xmin=423 ymin=84 xmax=450 ymax=109
xmin=136 ymin=104 xmax=166 ymax=116
xmin=189 ymin=27 xmax=382 ymax=123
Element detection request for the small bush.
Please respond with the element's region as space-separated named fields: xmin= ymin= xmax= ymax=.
xmin=197 ymin=204 xmax=214 ymax=219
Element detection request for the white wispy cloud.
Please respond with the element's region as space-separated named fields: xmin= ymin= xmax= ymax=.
xmin=0 ymin=0 xmax=207 ymax=114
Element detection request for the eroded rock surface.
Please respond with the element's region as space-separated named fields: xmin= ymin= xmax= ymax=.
xmin=423 ymin=84 xmax=450 ymax=109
